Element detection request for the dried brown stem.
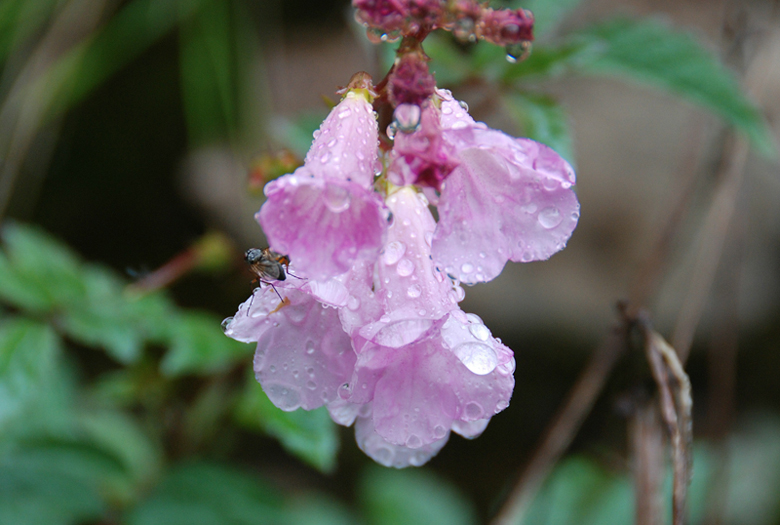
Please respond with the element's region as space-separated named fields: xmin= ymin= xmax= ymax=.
xmin=631 ymin=400 xmax=665 ymax=525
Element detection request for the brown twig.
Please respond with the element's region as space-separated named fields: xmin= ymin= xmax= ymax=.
xmin=631 ymin=399 xmax=665 ymax=525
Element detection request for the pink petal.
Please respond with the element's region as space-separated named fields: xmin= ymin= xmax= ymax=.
xmin=304 ymin=92 xmax=379 ymax=188
xmin=258 ymin=174 xmax=388 ymax=280
xmin=354 ymin=413 xmax=449 ymax=468
xmin=251 ymin=289 xmax=356 ymax=411
xmin=433 ymin=131 xmax=579 ymax=283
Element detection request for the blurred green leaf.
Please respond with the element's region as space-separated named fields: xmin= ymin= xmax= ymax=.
xmin=501 ymin=39 xmax=600 ymax=81
xmin=575 ymin=18 xmax=776 ymax=158
xmin=126 ymin=461 xmax=286 ymax=525
xmin=179 ymin=0 xmax=240 ymax=144
xmin=0 ymin=222 xmax=84 ymax=312
xmin=359 ymin=465 xmax=478 ymax=525
xmin=77 ymin=410 xmax=163 ymax=505
xmin=161 ymin=311 xmax=250 ymax=376
xmin=279 ymin=112 xmax=328 ymax=158
xmin=520 ymin=457 xmax=632 ymax=525
xmin=0 ymin=0 xmax=58 ymax=63
xmin=285 ymin=494 xmax=360 ymax=525
xmin=0 ymin=318 xmax=66 ymax=437
xmin=234 ymin=374 xmax=339 ymax=473
xmin=504 ymin=92 xmax=575 ymax=165
xmin=0 ymin=440 xmax=123 ymax=525
xmin=425 ymin=33 xmax=474 ymax=86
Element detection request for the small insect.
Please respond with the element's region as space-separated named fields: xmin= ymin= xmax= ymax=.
xmin=244 ymin=248 xmax=292 ymax=303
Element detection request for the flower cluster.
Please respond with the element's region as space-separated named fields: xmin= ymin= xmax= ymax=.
xmin=223 ymin=69 xmax=579 ymax=466
xmin=354 ymin=0 xmax=534 ymax=48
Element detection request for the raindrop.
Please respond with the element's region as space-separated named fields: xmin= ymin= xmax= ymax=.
xmin=407 ymin=284 xmax=422 ymax=298
xmin=327 ymin=138 xmax=337 ymax=147
xmin=441 ymin=105 xmax=453 ymax=115
xmin=386 ymin=122 xmax=397 ymax=140
xmin=424 ymin=231 xmax=434 ymax=246
xmin=305 ymin=340 xmax=316 ymax=354
xmin=347 ymin=295 xmax=361 ymax=311
xmin=397 ymin=258 xmax=414 ymax=277
xmin=433 ymin=425 xmax=447 ymax=439
xmin=319 ymin=151 xmax=331 ymax=163
xmin=461 ymin=263 xmax=474 ymax=274
xmin=266 ymin=383 xmax=302 ymax=410
xmin=505 ymin=41 xmax=532 ymax=63
xmin=324 ymin=184 xmax=350 ymax=213
xmin=306 ymin=380 xmax=317 ymax=390
xmin=393 ymin=103 xmax=422 ymax=133
xmin=464 ymin=401 xmax=484 ymax=419
xmin=381 ymin=241 xmax=406 ymax=265
xmin=458 ymin=100 xmax=469 ymax=112
xmin=220 ymin=317 xmax=233 ymax=333
xmin=406 ymin=434 xmax=422 ymax=448
xmin=468 ymin=323 xmax=491 ymax=341
xmin=538 ymin=207 xmax=563 ymax=229
xmin=337 ymin=107 xmax=351 ymax=119
xmin=453 ymin=342 xmax=498 ymax=375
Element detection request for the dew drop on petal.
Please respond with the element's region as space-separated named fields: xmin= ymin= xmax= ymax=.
xmin=347 ymin=295 xmax=361 ymax=310
xmin=453 ymin=342 xmax=498 ymax=375
xmin=324 ymin=184 xmax=350 ymax=213
xmin=220 ymin=317 xmax=233 ymax=333
xmin=468 ymin=323 xmax=490 ymax=341
xmin=397 ymin=258 xmax=414 ymax=277
xmin=381 ymin=241 xmax=406 ymax=265
xmin=464 ymin=401 xmax=484 ymax=419
xmin=406 ymin=434 xmax=422 ymax=448
xmin=265 ymin=383 xmax=302 ymax=410
xmin=538 ymin=207 xmax=563 ymax=229
xmin=338 ymin=107 xmax=351 ymax=119
xmin=461 ymin=263 xmax=474 ymax=274
xmin=407 ymin=284 xmax=422 ymax=298
xmin=320 ymin=151 xmax=331 ymax=164
xmin=394 ymin=103 xmax=422 ymax=133
xmin=305 ymin=340 xmax=316 ymax=355
xmin=306 ymin=380 xmax=317 ymax=390
xmin=433 ymin=425 xmax=447 ymax=439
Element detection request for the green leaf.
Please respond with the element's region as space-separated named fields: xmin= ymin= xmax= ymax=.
xmin=504 ymin=92 xmax=575 ymax=165
xmin=520 ymin=457 xmax=633 ymax=525
xmin=501 ymin=39 xmax=601 ymax=82
xmin=126 ymin=461 xmax=286 ymax=525
xmin=424 ymin=33 xmax=475 ymax=86
xmin=76 ymin=410 xmax=163 ymax=505
xmin=0 ymin=318 xmax=68 ymax=438
xmin=0 ymin=0 xmax=58 ymax=63
xmin=575 ymin=18 xmax=776 ymax=157
xmin=285 ymin=494 xmax=360 ymax=525
xmin=359 ymin=465 xmax=478 ymax=525
xmin=0 ymin=222 xmax=85 ymax=312
xmin=234 ymin=374 xmax=339 ymax=473
xmin=161 ymin=311 xmax=250 ymax=376
xmin=0 ymin=440 xmax=123 ymax=525
xmin=279 ymin=112 xmax=328 ymax=158
xmin=179 ymin=0 xmax=240 ymax=144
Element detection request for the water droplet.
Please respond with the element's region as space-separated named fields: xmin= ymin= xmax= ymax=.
xmin=386 ymin=122 xmax=397 ymax=140
xmin=458 ymin=100 xmax=469 ymax=112
xmin=425 ymin=231 xmax=434 ymax=246
xmin=469 ymin=323 xmax=491 ymax=341
xmin=305 ymin=340 xmax=316 ymax=354
xmin=453 ymin=342 xmax=498 ymax=375
xmin=347 ymin=295 xmax=360 ymax=311
xmin=521 ymin=252 xmax=533 ymax=262
xmin=571 ymin=210 xmax=580 ymax=220
xmin=441 ymin=105 xmax=453 ymax=115
xmin=319 ymin=151 xmax=331 ymax=163
xmin=394 ymin=103 xmax=421 ymax=133
xmin=461 ymin=263 xmax=474 ymax=274
xmin=306 ymin=380 xmax=317 ymax=390
xmin=338 ymin=107 xmax=351 ymax=119
xmin=451 ymin=286 xmax=465 ymax=302
xmin=406 ymin=434 xmax=422 ymax=448
xmin=312 ymin=130 xmax=321 ymax=139
xmin=220 ymin=317 xmax=233 ymax=333
xmin=324 ymin=184 xmax=350 ymax=213
xmin=505 ymin=41 xmax=532 ymax=63
xmin=407 ymin=284 xmax=422 ymax=298
xmin=521 ymin=203 xmax=537 ymax=214
xmin=265 ymin=383 xmax=302 ymax=410
xmin=381 ymin=241 xmax=406 ymax=265
xmin=465 ymin=401 xmax=484 ymax=419
xmin=397 ymin=258 xmax=414 ymax=277
xmin=327 ymin=138 xmax=336 ymax=147
xmin=538 ymin=207 xmax=563 ymax=229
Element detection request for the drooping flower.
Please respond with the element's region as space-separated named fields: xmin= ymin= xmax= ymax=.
xmin=258 ymin=81 xmax=387 ymax=281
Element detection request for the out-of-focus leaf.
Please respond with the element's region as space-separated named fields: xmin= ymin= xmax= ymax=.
xmin=77 ymin=410 xmax=163 ymax=505
xmin=520 ymin=457 xmax=632 ymax=525
xmin=0 ymin=318 xmax=66 ymax=437
xmin=424 ymin=33 xmax=474 ymax=86
xmin=0 ymin=222 xmax=84 ymax=312
xmin=504 ymin=92 xmax=575 ymax=166
xmin=41 ymin=0 xmax=205 ymax=119
xmin=501 ymin=39 xmax=601 ymax=81
xmin=276 ymin=112 xmax=327 ymax=158
xmin=575 ymin=18 xmax=776 ymax=158
xmin=722 ymin=416 xmax=780 ymax=524
xmin=0 ymin=0 xmax=58 ymax=63
xmin=359 ymin=465 xmax=478 ymax=525
xmin=161 ymin=311 xmax=250 ymax=376
xmin=234 ymin=375 xmax=339 ymax=473
xmin=126 ymin=461 xmax=286 ymax=525
xmin=0 ymin=441 xmax=123 ymax=525
xmin=179 ymin=0 xmax=240 ymax=144
xmin=285 ymin=494 xmax=360 ymax=525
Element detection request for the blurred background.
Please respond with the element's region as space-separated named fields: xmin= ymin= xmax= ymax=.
xmin=1 ymin=0 xmax=779 ymax=523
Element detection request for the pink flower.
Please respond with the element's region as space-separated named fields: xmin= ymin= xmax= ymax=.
xmin=391 ymin=90 xmax=580 ymax=283
xmin=258 ymin=91 xmax=388 ymax=281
